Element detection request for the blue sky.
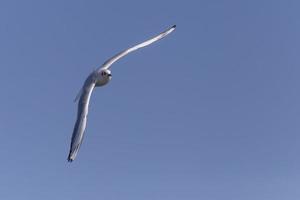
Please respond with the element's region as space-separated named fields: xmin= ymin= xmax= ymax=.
xmin=0 ymin=0 xmax=300 ymax=199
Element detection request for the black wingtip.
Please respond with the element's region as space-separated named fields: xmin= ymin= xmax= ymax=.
xmin=172 ymin=25 xmax=176 ymax=28
xmin=67 ymin=153 xmax=74 ymax=162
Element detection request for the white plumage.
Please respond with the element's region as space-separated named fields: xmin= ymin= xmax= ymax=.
xmin=68 ymin=25 xmax=176 ymax=162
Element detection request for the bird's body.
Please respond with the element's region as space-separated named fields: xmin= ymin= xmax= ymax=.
xmin=68 ymin=25 xmax=176 ymax=162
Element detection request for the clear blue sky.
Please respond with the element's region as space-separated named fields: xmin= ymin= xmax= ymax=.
xmin=0 ymin=0 xmax=299 ymax=199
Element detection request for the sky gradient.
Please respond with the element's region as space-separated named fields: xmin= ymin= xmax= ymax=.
xmin=0 ymin=0 xmax=300 ymax=199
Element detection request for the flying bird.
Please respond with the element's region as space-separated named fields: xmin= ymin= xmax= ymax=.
xmin=67 ymin=25 xmax=176 ymax=162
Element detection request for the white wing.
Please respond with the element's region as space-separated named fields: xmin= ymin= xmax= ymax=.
xmin=98 ymin=25 xmax=176 ymax=71
xmin=68 ymin=72 xmax=96 ymax=162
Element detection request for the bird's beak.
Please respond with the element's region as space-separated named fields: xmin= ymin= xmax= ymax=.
xmin=108 ymin=74 xmax=112 ymax=77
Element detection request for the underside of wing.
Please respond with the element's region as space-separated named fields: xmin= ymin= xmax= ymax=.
xmin=68 ymin=73 xmax=96 ymax=162
xmin=99 ymin=25 xmax=176 ymax=71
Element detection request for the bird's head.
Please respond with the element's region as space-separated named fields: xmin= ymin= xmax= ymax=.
xmin=100 ymin=69 xmax=112 ymax=80
xmin=95 ymin=69 xmax=112 ymax=87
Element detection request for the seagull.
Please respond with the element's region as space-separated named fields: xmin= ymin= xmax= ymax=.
xmin=67 ymin=25 xmax=176 ymax=162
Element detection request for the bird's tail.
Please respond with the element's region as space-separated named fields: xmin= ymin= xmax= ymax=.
xmin=74 ymin=87 xmax=83 ymax=102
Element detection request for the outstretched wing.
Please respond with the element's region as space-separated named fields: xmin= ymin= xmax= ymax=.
xmin=68 ymin=73 xmax=96 ymax=162
xmin=98 ymin=25 xmax=176 ymax=71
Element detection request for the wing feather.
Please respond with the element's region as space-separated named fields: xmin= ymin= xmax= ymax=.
xmin=68 ymin=73 xmax=96 ymax=162
xmin=99 ymin=25 xmax=176 ymax=71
